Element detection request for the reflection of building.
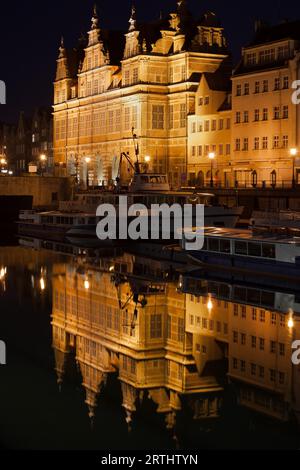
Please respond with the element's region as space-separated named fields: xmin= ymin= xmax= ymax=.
xmin=53 ymin=3 xmax=230 ymax=188
xmin=51 ymin=252 xmax=224 ymax=430
xmin=182 ymin=273 xmax=300 ymax=423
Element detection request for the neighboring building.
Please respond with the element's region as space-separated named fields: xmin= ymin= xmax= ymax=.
xmin=15 ymin=109 xmax=53 ymax=175
xmin=53 ymin=3 xmax=230 ymax=188
xmin=231 ymin=20 xmax=300 ymax=188
xmin=0 ymin=121 xmax=15 ymax=169
xmin=187 ymin=72 xmax=232 ymax=187
xmin=31 ymin=108 xmax=54 ymax=173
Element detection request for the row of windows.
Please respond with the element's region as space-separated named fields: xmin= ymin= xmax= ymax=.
xmin=232 ymin=359 xmax=286 ymax=384
xmin=245 ymin=45 xmax=290 ymax=66
xmin=233 ymin=305 xmax=286 ymax=326
xmin=235 ymin=135 xmax=289 ymax=151
xmin=190 ymin=315 xmax=228 ymax=335
xmin=191 ymin=118 xmax=231 ymax=133
xmin=233 ymin=332 xmax=286 ymax=356
xmin=191 ymin=144 xmax=231 ymax=157
xmin=236 ymin=76 xmax=289 ymax=96
xmin=235 ymin=105 xmax=289 ymax=124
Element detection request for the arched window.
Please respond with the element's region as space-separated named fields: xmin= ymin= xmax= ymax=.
xmin=251 ymin=170 xmax=258 ymax=187
xmin=271 ymin=170 xmax=277 ymax=187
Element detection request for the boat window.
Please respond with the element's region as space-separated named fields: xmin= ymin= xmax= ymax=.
xmin=248 ymin=242 xmax=262 ymax=257
xmin=208 ymin=238 xmax=220 ymax=252
xmin=235 ymin=241 xmax=247 ymax=255
xmin=220 ymin=239 xmax=231 ymax=253
xmin=262 ymin=244 xmax=276 ymax=259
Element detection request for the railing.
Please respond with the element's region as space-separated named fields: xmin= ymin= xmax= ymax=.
xmin=187 ymin=180 xmax=300 ymax=190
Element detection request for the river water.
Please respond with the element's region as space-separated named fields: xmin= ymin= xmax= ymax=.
xmin=0 ymin=237 xmax=299 ymax=450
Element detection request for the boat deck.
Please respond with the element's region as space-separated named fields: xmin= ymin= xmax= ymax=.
xmin=188 ymin=226 xmax=300 ymax=245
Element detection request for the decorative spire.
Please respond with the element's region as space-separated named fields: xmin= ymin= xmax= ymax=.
xmin=58 ymin=36 xmax=66 ymax=59
xmin=91 ymin=4 xmax=99 ymax=30
xmin=128 ymin=4 xmax=137 ymax=32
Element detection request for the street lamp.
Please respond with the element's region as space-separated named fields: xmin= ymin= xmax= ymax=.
xmin=208 ymin=152 xmax=215 ymax=188
xmin=39 ymin=154 xmax=47 ymax=177
xmin=85 ymin=157 xmax=91 ymax=188
xmin=290 ymin=148 xmax=297 ymax=188
xmin=145 ymin=156 xmax=151 ymax=163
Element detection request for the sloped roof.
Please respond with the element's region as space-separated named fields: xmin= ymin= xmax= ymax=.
xmin=248 ymin=19 xmax=300 ymax=47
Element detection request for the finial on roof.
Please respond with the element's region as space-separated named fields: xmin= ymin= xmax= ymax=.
xmin=91 ymin=4 xmax=99 ymax=30
xmin=128 ymin=4 xmax=137 ymax=32
xmin=58 ymin=36 xmax=66 ymax=59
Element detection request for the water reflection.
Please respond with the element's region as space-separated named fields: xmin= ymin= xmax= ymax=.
xmin=0 ymin=239 xmax=299 ymax=449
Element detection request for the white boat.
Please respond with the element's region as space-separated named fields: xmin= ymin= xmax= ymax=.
xmin=18 ymin=172 xmax=243 ymax=243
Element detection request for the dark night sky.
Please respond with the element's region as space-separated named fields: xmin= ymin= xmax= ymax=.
xmin=0 ymin=0 xmax=300 ymax=123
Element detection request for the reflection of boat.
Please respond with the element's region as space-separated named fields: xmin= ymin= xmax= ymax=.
xmin=182 ymin=226 xmax=300 ymax=279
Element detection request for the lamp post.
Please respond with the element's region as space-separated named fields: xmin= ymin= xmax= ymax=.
xmin=290 ymin=148 xmax=297 ymax=188
xmin=208 ymin=152 xmax=215 ymax=188
xmin=85 ymin=157 xmax=91 ymax=188
xmin=39 ymin=154 xmax=47 ymax=177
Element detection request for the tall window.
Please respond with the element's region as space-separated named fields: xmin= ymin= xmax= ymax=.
xmin=254 ymin=137 xmax=259 ymax=150
xmin=133 ymin=68 xmax=138 ymax=84
xmin=236 ymin=112 xmax=241 ymax=124
xmin=283 ymin=76 xmax=289 ymax=89
xmin=254 ymin=109 xmax=260 ymax=121
xmin=244 ymin=83 xmax=250 ymax=95
xmin=262 ymin=136 xmax=268 ymax=149
xmin=152 ymin=105 xmax=164 ymax=129
xmin=235 ymin=138 xmax=241 ymax=151
xmin=274 ymin=78 xmax=281 ymax=91
xmin=180 ymin=103 xmax=186 ymax=128
xmin=124 ymin=107 xmax=130 ymax=131
xmin=282 ymin=135 xmax=289 ymax=148
xmin=236 ymin=84 xmax=241 ymax=96
xmin=282 ymin=105 xmax=289 ymax=119
xmin=168 ymin=105 xmax=174 ymax=129
xmin=255 ymin=81 xmax=260 ymax=94
xmin=273 ymin=106 xmax=280 ymax=119
xmin=273 ymin=135 xmax=279 ymax=148
xmin=244 ymin=111 xmax=249 ymax=123
xmin=263 ymin=108 xmax=268 ymax=121
xmin=243 ymin=138 xmax=249 ymax=151
xmin=263 ymin=80 xmax=269 ymax=92
xmin=150 ymin=315 xmax=162 ymax=339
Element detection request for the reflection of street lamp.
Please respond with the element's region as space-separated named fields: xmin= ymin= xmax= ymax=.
xmin=207 ymin=296 xmax=213 ymax=313
xmin=0 ymin=157 xmax=7 ymax=173
xmin=208 ymin=152 xmax=215 ymax=188
xmin=85 ymin=157 xmax=91 ymax=188
xmin=290 ymin=148 xmax=297 ymax=188
xmin=288 ymin=309 xmax=295 ymax=330
xmin=40 ymin=154 xmax=47 ymax=177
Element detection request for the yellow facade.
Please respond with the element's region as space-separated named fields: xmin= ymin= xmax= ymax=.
xmin=53 ymin=5 xmax=229 ymax=188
